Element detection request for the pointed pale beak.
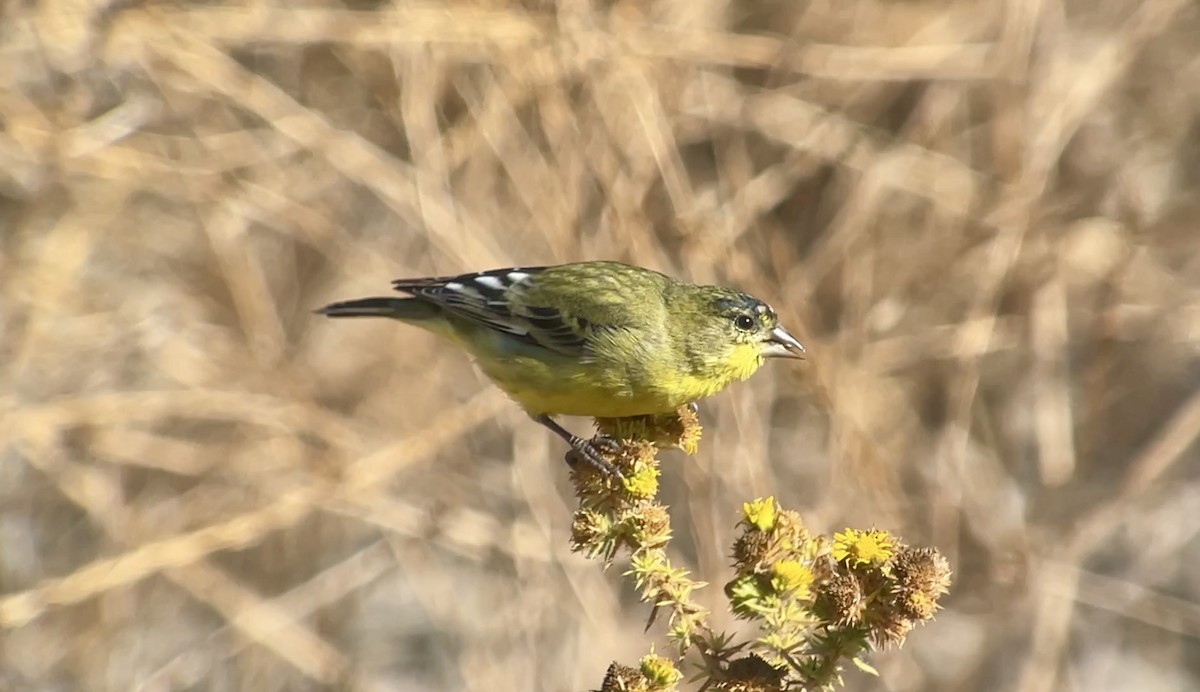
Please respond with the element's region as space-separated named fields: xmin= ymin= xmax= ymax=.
xmin=762 ymin=325 xmax=806 ymax=359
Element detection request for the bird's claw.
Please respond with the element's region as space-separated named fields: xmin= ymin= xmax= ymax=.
xmin=590 ymin=435 xmax=623 ymax=454
xmin=566 ymin=435 xmax=624 ymax=479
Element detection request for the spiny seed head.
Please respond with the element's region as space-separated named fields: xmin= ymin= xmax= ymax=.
xmin=771 ymin=510 xmax=812 ymax=555
xmin=897 ymin=589 xmax=938 ymax=621
xmin=624 ymin=504 xmax=672 ymax=548
xmin=732 ymin=529 xmax=774 ymax=570
xmin=816 ymin=570 xmax=865 ymax=626
xmin=570 ymin=439 xmax=657 ymax=505
xmin=571 ymin=508 xmax=611 ymax=552
xmin=570 ymin=459 xmax=617 ymax=499
xmin=870 ymin=616 xmax=915 ymax=649
xmin=892 ymin=546 xmax=952 ymax=604
xmin=600 ymin=662 xmax=644 ymax=692
xmin=672 ymin=405 xmax=703 ymax=455
xmin=594 ymin=405 xmax=702 ymax=453
xmin=715 ymin=654 xmax=786 ymax=692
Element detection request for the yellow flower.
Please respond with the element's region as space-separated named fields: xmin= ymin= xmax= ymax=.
xmin=770 ymin=559 xmax=814 ymax=598
xmin=742 ymin=496 xmax=777 ymax=533
xmin=640 ymin=648 xmax=683 ymax=688
xmin=621 ymin=459 xmax=660 ymax=500
xmin=831 ymin=528 xmax=895 ymax=567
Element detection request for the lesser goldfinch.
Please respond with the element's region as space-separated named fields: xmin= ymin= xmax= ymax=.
xmin=318 ymin=261 xmax=805 ymax=474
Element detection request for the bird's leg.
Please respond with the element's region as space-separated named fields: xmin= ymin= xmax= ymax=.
xmin=533 ymin=414 xmax=622 ymax=478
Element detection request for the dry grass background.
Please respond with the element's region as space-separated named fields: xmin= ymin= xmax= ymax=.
xmin=1 ymin=0 xmax=1199 ymax=690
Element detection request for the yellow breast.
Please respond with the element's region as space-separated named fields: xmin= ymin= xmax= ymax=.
xmin=476 ymin=341 xmax=765 ymax=418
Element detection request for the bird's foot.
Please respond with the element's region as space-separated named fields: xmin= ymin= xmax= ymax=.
xmin=565 ymin=434 xmax=624 ymax=479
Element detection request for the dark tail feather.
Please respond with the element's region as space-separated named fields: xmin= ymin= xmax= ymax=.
xmin=315 ymin=297 xmax=438 ymax=320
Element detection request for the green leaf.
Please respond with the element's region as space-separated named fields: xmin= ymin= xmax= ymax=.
xmin=852 ymin=656 xmax=879 ymax=676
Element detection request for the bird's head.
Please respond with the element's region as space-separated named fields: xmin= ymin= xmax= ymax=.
xmin=681 ymin=287 xmax=805 ymax=386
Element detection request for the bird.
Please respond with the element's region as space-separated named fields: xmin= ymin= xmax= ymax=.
xmin=317 ymin=261 xmax=805 ymax=475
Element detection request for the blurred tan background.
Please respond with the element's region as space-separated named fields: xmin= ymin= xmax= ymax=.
xmin=2 ymin=1 xmax=1199 ymax=690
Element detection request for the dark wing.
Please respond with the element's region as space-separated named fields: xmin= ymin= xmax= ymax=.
xmin=393 ymin=267 xmax=591 ymax=355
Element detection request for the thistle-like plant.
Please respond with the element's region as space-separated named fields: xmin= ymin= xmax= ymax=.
xmin=569 ymin=408 xmax=952 ymax=692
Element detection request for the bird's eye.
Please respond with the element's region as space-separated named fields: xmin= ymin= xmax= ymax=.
xmin=734 ymin=314 xmax=756 ymax=331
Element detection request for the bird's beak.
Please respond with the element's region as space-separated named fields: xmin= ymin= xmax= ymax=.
xmin=762 ymin=325 xmax=806 ymax=359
